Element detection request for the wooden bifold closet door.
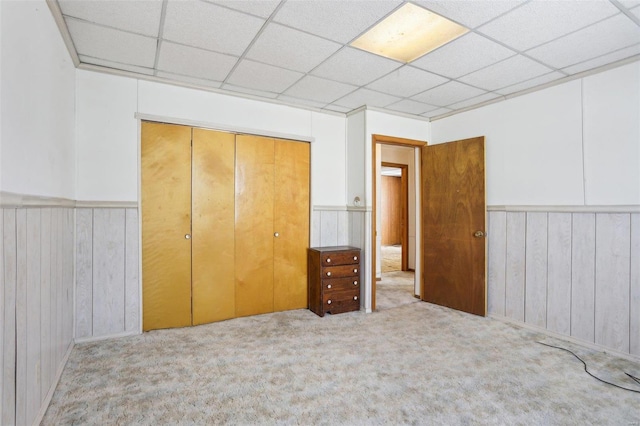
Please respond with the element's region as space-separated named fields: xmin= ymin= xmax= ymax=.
xmin=141 ymin=122 xmax=309 ymax=331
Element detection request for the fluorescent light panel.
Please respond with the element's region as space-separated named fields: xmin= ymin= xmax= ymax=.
xmin=351 ymin=3 xmax=469 ymax=63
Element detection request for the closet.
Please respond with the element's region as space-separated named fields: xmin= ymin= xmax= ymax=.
xmin=141 ymin=122 xmax=310 ymax=331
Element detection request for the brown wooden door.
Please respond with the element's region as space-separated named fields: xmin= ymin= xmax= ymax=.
xmin=141 ymin=122 xmax=193 ymax=331
xmin=421 ymin=136 xmax=486 ymax=316
xmin=381 ymin=175 xmax=402 ymax=245
xmin=191 ymin=128 xmax=236 ymax=325
xmin=273 ymin=139 xmax=310 ymax=311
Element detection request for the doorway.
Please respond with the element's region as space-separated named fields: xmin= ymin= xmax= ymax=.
xmin=372 ymin=135 xmax=426 ymax=311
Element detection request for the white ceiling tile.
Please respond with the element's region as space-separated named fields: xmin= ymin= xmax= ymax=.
xmin=206 ymin=0 xmax=280 ymax=18
xmin=411 ymin=33 xmax=515 ymax=78
xmin=477 ymin=1 xmax=619 ymax=51
xmin=632 ymin=5 xmax=640 ymax=19
xmin=284 ymin=75 xmax=358 ymax=104
xmin=156 ymin=71 xmax=222 ymax=89
xmin=494 ymin=71 xmax=565 ymax=95
xmin=59 ymin=0 xmax=163 ymax=36
xmin=366 ymin=66 xmax=449 ymax=97
xmin=562 ymin=44 xmax=640 ymax=75
xmin=323 ymin=104 xmax=353 ymax=113
xmin=413 ymin=1 xmax=524 ymax=28
xmin=226 ymin=60 xmax=303 ymax=93
xmin=66 ymin=19 xmax=157 ymax=67
xmin=312 ymin=47 xmax=402 ymax=86
xmin=78 ymin=55 xmax=155 ymax=75
xmin=163 ymin=1 xmax=264 ymax=56
xmin=621 ymin=0 xmax=640 ymax=8
xmin=446 ymin=92 xmax=503 ymax=110
xmin=245 ymin=23 xmax=341 ymax=73
xmin=157 ymin=42 xmax=238 ymax=81
xmin=386 ymin=99 xmax=439 ymax=115
xmin=526 ymin=14 xmax=640 ymax=69
xmin=273 ymin=0 xmax=402 ymax=43
xmin=221 ymin=84 xmax=280 ymax=99
xmin=412 ymin=81 xmax=486 ymax=106
xmin=277 ymin=95 xmax=328 ymax=109
xmin=458 ymin=55 xmax=553 ymax=91
xmin=333 ymin=88 xmax=401 ymax=109
xmin=421 ymin=107 xmax=453 ymax=118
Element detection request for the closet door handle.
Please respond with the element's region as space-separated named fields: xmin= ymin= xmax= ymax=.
xmin=274 ymin=232 xmax=279 ymax=237
xmin=185 ymin=234 xmax=191 ymax=240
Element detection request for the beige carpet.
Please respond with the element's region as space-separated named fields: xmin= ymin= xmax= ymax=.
xmin=381 ymin=244 xmax=401 ymax=272
xmin=43 ymin=296 xmax=640 ymax=424
xmin=376 ymin=270 xmax=418 ymax=311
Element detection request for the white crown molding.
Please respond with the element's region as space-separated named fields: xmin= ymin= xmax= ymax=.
xmin=487 ymin=205 xmax=640 ymax=213
xmin=46 ymin=0 xmax=80 ymax=67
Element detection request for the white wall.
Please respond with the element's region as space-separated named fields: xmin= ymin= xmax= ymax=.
xmin=431 ymin=61 xmax=640 ymax=207
xmin=583 ymin=63 xmax=640 ymax=205
xmin=75 ymin=71 xmax=346 ymax=205
xmin=0 ymin=1 xmax=76 ymax=199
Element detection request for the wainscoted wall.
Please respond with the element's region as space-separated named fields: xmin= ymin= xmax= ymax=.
xmin=1 ymin=207 xmax=74 ymax=426
xmin=310 ymin=207 xmax=349 ymax=248
xmin=348 ymin=209 xmax=370 ymax=311
xmin=487 ymin=208 xmax=640 ymax=358
xmin=75 ymin=208 xmax=139 ymax=342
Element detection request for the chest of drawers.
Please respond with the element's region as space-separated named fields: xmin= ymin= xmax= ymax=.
xmin=308 ymin=246 xmax=361 ymax=317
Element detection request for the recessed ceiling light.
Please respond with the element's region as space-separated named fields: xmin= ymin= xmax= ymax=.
xmin=351 ymin=3 xmax=469 ymax=63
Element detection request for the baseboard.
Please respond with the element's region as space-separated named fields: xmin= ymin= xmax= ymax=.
xmin=34 ymin=341 xmax=75 ymax=425
xmin=74 ymin=330 xmax=140 ymax=344
xmin=490 ymin=314 xmax=640 ymax=363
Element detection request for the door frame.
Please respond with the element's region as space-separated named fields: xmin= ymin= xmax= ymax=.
xmin=380 ymin=161 xmax=409 ymax=271
xmin=371 ymin=134 xmax=427 ymax=311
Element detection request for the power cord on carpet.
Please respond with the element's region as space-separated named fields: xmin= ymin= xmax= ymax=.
xmin=537 ymin=341 xmax=640 ymax=394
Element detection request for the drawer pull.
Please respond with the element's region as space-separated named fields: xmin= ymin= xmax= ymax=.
xmin=353 ymin=269 xmax=358 ymax=273
xmin=353 ymin=281 xmax=358 ymax=285
xmin=354 ymin=296 xmax=358 ymax=301
xmin=354 ymin=256 xmax=358 ymax=261
xmin=327 ymin=300 xmax=332 ymax=304
xmin=327 ymin=284 xmax=332 ymax=289
xmin=326 ymin=258 xmax=331 ymax=263
xmin=326 ymin=272 xmax=332 ymax=277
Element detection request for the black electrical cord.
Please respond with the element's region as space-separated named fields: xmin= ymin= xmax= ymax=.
xmin=537 ymin=341 xmax=640 ymax=394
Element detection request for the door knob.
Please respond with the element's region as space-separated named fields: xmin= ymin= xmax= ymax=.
xmin=274 ymin=232 xmax=279 ymax=237
xmin=185 ymin=234 xmax=191 ymax=239
xmin=473 ymin=230 xmax=486 ymax=238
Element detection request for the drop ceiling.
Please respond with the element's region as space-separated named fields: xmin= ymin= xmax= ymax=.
xmin=51 ymin=0 xmax=640 ymax=120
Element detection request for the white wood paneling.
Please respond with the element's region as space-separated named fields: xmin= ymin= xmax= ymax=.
xmin=525 ymin=212 xmax=548 ymax=327
xmin=631 ymin=213 xmax=640 ymax=356
xmin=320 ymin=210 xmax=338 ymax=246
xmin=571 ymin=213 xmax=596 ymax=342
xmin=75 ymin=209 xmax=93 ymax=338
xmin=0 ymin=211 xmax=3 ymax=425
xmin=26 ymin=209 xmax=41 ymax=425
xmin=40 ymin=209 xmax=52 ymax=402
xmin=595 ymin=214 xmax=631 ymax=353
xmin=2 ymin=210 xmax=16 ymax=426
xmin=311 ymin=210 xmax=321 ymax=247
xmin=488 ymin=211 xmax=506 ymax=316
xmin=505 ymin=212 xmax=526 ymax=321
xmin=125 ymin=209 xmax=140 ymax=333
xmin=337 ymin=211 xmax=349 ymax=246
xmin=63 ymin=209 xmax=74 ymax=354
xmin=547 ymin=213 xmax=572 ymax=335
xmin=92 ymin=209 xmax=126 ymax=337
xmin=15 ymin=210 xmax=27 ymax=426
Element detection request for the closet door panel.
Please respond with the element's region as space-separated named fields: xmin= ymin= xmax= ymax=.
xmin=235 ymin=135 xmax=275 ymax=317
xmin=192 ymin=129 xmax=236 ymax=325
xmin=274 ymin=140 xmax=310 ymax=311
xmin=141 ymin=122 xmax=192 ymax=331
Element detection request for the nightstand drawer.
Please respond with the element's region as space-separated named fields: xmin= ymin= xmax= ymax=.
xmin=321 ymin=250 xmax=360 ymax=266
xmin=308 ymin=246 xmax=361 ymax=317
xmin=323 ymin=277 xmax=360 ymax=292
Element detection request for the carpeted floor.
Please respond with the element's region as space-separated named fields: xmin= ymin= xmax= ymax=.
xmin=43 ymin=290 xmax=640 ymax=425
xmin=376 ymin=270 xmax=418 ymax=311
xmin=381 ymin=244 xmax=401 ymax=272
